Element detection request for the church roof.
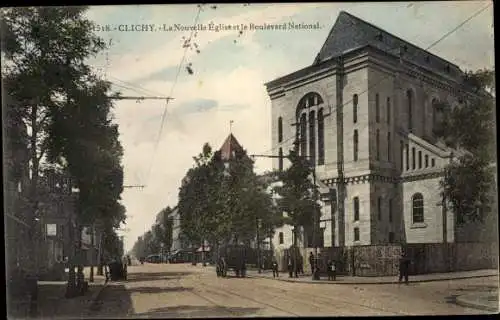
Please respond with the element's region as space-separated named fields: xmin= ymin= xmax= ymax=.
xmin=266 ymin=11 xmax=463 ymax=89
xmin=219 ymin=133 xmax=245 ymax=161
xmin=314 ymin=11 xmax=462 ymax=77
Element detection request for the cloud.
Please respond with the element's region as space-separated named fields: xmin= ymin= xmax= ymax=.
xmin=105 ymin=3 xmax=334 ymax=83
xmin=173 ymin=98 xmax=218 ymax=115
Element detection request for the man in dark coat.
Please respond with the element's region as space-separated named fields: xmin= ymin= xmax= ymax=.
xmin=272 ymin=258 xmax=279 ymax=278
xmin=327 ymin=260 xmax=337 ymax=281
xmin=399 ymin=252 xmax=411 ymax=284
xmin=287 ymin=257 xmax=293 ymax=278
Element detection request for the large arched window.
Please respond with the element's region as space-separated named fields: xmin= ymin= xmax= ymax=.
xmin=300 ymin=113 xmax=307 ymax=157
xmin=318 ymin=108 xmax=325 ymax=165
xmin=296 ymin=92 xmax=324 ymax=162
xmin=278 ymin=116 xmax=283 ymax=143
xmin=353 ymin=94 xmax=358 ymax=123
xmin=407 ymin=90 xmax=413 ymax=132
xmin=412 ymin=193 xmax=424 ymax=223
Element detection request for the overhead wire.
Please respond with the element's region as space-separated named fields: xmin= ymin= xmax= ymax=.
xmin=256 ymin=2 xmax=492 ymax=158
xmin=144 ymin=4 xmax=204 ymax=187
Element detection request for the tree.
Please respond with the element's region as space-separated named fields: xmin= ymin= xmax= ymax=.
xmin=1 ymin=7 xmax=118 ymax=283
xmin=437 ymin=69 xmax=496 ymax=223
xmin=2 ymin=7 xmax=126 ymax=292
xmin=274 ymin=147 xmax=321 ymax=248
xmin=178 ymin=143 xmax=224 ymax=264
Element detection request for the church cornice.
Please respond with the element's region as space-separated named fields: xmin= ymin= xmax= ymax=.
xmin=320 ymin=170 xmax=445 ymax=186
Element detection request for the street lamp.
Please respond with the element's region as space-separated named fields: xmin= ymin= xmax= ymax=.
xmin=256 ymin=217 xmax=262 ymax=273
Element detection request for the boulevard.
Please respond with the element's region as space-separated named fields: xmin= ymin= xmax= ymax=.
xmin=91 ymin=263 xmax=495 ymax=318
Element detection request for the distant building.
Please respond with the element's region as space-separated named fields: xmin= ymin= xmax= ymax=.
xmin=265 ymin=11 xmax=491 ymax=248
xmin=168 ymin=207 xmax=185 ymax=252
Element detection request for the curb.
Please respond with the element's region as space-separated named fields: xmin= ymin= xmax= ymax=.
xmin=455 ymin=294 xmax=499 ymax=313
xmin=246 ymin=273 xmax=498 ymax=285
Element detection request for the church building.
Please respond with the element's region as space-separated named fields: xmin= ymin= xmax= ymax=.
xmin=266 ymin=11 xmax=482 ymax=249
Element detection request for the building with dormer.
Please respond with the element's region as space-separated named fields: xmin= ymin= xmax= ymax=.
xmin=266 ymin=11 xmax=488 ymax=249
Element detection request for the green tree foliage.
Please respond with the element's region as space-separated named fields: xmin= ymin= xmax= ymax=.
xmin=2 ymin=7 xmax=125 ymax=269
xmin=437 ymin=69 xmax=496 ymax=223
xmin=274 ymin=147 xmax=321 ymax=246
xmin=178 ymin=142 xmax=281 ymax=249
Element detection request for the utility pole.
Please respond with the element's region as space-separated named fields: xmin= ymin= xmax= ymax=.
xmin=336 ymin=56 xmax=346 ymax=247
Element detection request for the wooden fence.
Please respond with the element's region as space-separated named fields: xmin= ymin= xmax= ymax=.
xmin=277 ymin=242 xmax=497 ymax=277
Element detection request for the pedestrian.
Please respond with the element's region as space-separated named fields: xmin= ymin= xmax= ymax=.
xmin=272 ymin=258 xmax=279 ymax=278
xmin=298 ymin=254 xmax=304 ymax=275
xmin=399 ymin=252 xmax=410 ymax=285
xmin=309 ymin=252 xmax=314 ymax=276
xmin=287 ymin=257 xmax=293 ymax=278
xmin=327 ymin=260 xmax=337 ymax=281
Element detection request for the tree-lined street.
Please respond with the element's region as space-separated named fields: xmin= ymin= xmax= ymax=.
xmin=91 ymin=263 xmax=494 ymax=317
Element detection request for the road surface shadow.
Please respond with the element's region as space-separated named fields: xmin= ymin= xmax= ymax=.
xmin=128 ymin=286 xmax=194 ymax=294
xmin=7 ymin=281 xmax=107 ymax=319
xmin=133 ymin=305 xmax=261 ymax=318
xmin=91 ymin=284 xmax=133 ymax=317
xmin=126 ymin=271 xmax=194 ymax=283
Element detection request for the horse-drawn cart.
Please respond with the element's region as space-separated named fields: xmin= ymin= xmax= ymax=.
xmin=216 ymin=245 xmax=247 ymax=278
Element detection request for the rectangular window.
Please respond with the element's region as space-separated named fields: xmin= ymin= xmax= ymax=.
xmin=431 ymin=158 xmax=436 ymax=167
xmin=406 ymin=145 xmax=409 ymax=170
xmin=278 ymin=117 xmax=283 ymax=143
xmin=354 ymin=228 xmax=360 ymax=242
xmin=389 ymin=232 xmax=395 ymax=243
xmin=389 ymin=199 xmax=393 ymax=222
xmin=376 ymin=129 xmax=380 ymax=161
xmin=279 ymin=232 xmax=284 ymax=244
xmin=354 ymin=197 xmax=360 ymax=221
xmin=375 ymin=93 xmax=380 ymax=123
xmin=400 ymin=141 xmax=404 ymax=171
xmin=353 ymin=94 xmax=358 ymax=124
xmin=425 ymin=155 xmax=429 ymax=167
xmin=353 ymin=130 xmax=359 ymax=161
xmin=387 ymin=97 xmax=391 ymax=124
xmin=418 ymin=151 xmax=422 ymax=169
xmin=278 ymin=148 xmax=283 ymax=171
xmin=377 ymin=197 xmax=382 ymax=220
xmin=387 ymin=132 xmax=391 ymax=162
xmin=412 ymin=147 xmax=416 ymax=170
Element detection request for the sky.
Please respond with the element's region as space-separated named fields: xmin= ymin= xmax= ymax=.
xmin=84 ymin=2 xmax=494 ymax=252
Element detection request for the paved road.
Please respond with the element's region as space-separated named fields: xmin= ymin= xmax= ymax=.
xmin=91 ymin=263 xmax=495 ymax=318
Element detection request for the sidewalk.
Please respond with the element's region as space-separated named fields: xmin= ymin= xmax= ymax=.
xmin=245 ymin=269 xmax=499 ymax=285
xmin=456 ymin=290 xmax=499 ymax=313
xmin=35 ymin=267 xmax=107 ymax=319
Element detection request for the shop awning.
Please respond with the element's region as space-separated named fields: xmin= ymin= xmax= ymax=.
xmin=196 ymin=246 xmax=211 ymax=252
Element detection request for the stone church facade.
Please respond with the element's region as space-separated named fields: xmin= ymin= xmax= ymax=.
xmin=266 ymin=11 xmax=482 ymax=250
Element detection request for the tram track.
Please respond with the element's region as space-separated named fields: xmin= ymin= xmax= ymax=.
xmin=195 ymin=270 xmax=409 ymax=316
